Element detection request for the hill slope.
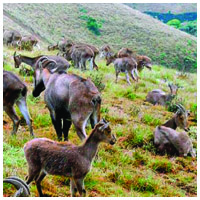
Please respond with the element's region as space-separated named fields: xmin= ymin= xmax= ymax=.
xmin=3 ymin=3 xmax=196 ymax=72
xmin=3 ymin=47 xmax=197 ymax=197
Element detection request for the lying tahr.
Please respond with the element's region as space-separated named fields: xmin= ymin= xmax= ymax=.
xmin=154 ymin=104 xmax=195 ymax=157
xmin=146 ymin=83 xmax=180 ymax=105
xmin=155 ymin=126 xmax=196 ymax=157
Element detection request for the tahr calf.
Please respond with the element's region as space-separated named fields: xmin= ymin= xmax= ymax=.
xmin=154 ymin=104 xmax=195 ymax=157
xmin=106 ymin=55 xmax=138 ymax=84
xmin=117 ymin=48 xmax=152 ymax=71
xmin=24 ymin=119 xmax=116 ymax=197
xmin=32 ymin=57 xmax=101 ymax=141
xmin=3 ymin=70 xmax=34 ymax=136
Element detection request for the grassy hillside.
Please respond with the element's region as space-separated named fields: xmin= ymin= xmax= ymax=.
xmin=3 ymin=45 xmax=197 ymax=197
xmin=3 ymin=3 xmax=197 ymax=72
xmin=125 ymin=3 xmax=197 ymax=14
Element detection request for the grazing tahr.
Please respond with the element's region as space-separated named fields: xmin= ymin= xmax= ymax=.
xmin=73 ymin=43 xmax=99 ymax=70
xmin=32 ymin=57 xmax=101 ymax=141
xmin=58 ymin=39 xmax=99 ymax=70
xmin=117 ymin=47 xmax=136 ymax=58
xmin=146 ymin=83 xmax=179 ymax=105
xmin=117 ymin=48 xmax=152 ymax=71
xmin=57 ymin=38 xmax=74 ymax=54
xmin=106 ymin=54 xmax=139 ymax=84
xmin=3 ymin=70 xmax=34 ymax=136
xmin=24 ymin=119 xmax=116 ymax=197
xmin=47 ymin=44 xmax=59 ymax=51
xmin=18 ymin=35 xmax=40 ymax=50
xmin=64 ymin=45 xmax=97 ymax=70
xmin=154 ymin=104 xmax=196 ymax=157
xmin=99 ymin=44 xmax=113 ymax=58
xmin=135 ymin=55 xmax=152 ymax=71
xmin=13 ymin=51 xmax=70 ymax=70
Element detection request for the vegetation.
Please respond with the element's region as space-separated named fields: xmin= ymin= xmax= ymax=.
xmin=167 ymin=19 xmax=181 ymax=28
xmin=3 ymin=45 xmax=197 ymax=197
xmin=3 ymin=3 xmax=197 ymax=72
xmin=179 ymin=20 xmax=197 ymax=36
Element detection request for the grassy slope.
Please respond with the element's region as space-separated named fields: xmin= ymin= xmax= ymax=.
xmin=3 ymin=3 xmax=197 ymax=72
xmin=3 ymin=46 xmax=197 ymax=197
xmin=125 ymin=3 xmax=197 ymax=14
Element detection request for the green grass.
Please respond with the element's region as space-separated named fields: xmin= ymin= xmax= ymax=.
xmin=142 ymin=114 xmax=161 ymax=126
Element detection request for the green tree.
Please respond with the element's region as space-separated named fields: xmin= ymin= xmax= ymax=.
xmin=167 ymin=19 xmax=181 ymax=28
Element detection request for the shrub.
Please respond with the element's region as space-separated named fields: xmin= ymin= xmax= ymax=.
xmin=86 ymin=16 xmax=102 ymax=35
xmin=79 ymin=7 xmax=88 ymax=13
xmin=180 ymin=20 xmax=197 ymax=36
xmin=79 ymin=14 xmax=103 ymax=35
xmin=166 ymin=96 xmax=186 ymax=113
xmin=19 ymin=65 xmax=34 ymax=76
xmin=88 ymin=72 xmax=105 ymax=92
xmin=167 ymin=19 xmax=181 ymax=28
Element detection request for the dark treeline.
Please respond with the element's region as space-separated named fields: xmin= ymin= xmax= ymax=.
xmin=145 ymin=12 xmax=197 ymax=23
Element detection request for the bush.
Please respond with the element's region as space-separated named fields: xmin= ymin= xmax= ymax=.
xmin=88 ymin=72 xmax=105 ymax=92
xmin=166 ymin=97 xmax=185 ymax=113
xmin=167 ymin=19 xmax=181 ymax=28
xmin=180 ymin=20 xmax=197 ymax=36
xmin=86 ymin=16 xmax=102 ymax=35
xmin=79 ymin=14 xmax=103 ymax=35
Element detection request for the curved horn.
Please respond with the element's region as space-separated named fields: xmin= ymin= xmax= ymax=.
xmin=40 ymin=59 xmax=58 ymax=73
xmin=3 ymin=177 xmax=30 ymax=197
xmin=176 ymin=104 xmax=185 ymax=113
xmin=9 ymin=176 xmax=30 ymax=195
xmin=178 ymin=104 xmax=186 ymax=113
xmin=39 ymin=56 xmax=49 ymax=63
xmin=41 ymin=59 xmax=57 ymax=68
xmin=37 ymin=56 xmax=49 ymax=69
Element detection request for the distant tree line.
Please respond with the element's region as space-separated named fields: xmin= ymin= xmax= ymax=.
xmin=145 ymin=12 xmax=197 ymax=23
xmin=145 ymin=12 xmax=197 ymax=36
